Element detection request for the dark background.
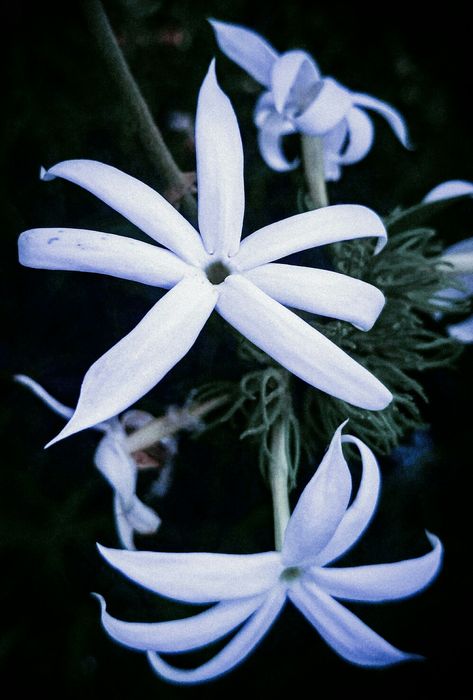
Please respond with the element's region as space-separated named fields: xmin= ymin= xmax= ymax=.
xmin=1 ymin=1 xmax=472 ymax=697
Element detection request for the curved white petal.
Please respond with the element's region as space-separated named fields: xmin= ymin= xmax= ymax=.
xmin=315 ymin=435 xmax=380 ymax=566
xmin=448 ymin=315 xmax=473 ymax=343
xmin=290 ymin=580 xmax=419 ymax=667
xmin=234 ymin=204 xmax=387 ymax=271
xmin=113 ymin=495 xmax=161 ymax=550
xmin=244 ymin=264 xmax=385 ymax=330
xmin=271 ymin=50 xmax=320 ymax=114
xmin=340 ymin=107 xmax=374 ymax=164
xmin=254 ymin=91 xmax=276 ymax=128
xmin=282 ymin=423 xmax=351 ymax=567
xmin=94 ymin=436 xmax=136 ymax=506
xmin=209 ymin=19 xmax=278 ymax=88
xmin=311 ymin=532 xmax=442 ymax=601
xmin=96 ymin=592 xmax=264 ymax=652
xmin=295 ymin=78 xmax=353 ymax=136
xmin=18 ymin=228 xmax=190 ymax=289
xmin=146 ymin=587 xmax=286 ymax=684
xmin=442 ymin=236 xmax=473 ymax=279
xmin=257 ymin=114 xmax=299 ymax=172
xmin=217 ymin=275 xmax=392 ymax=410
xmin=41 ymin=160 xmax=206 ymax=265
xmin=47 ymin=276 xmax=218 ymax=446
xmin=353 ymin=93 xmax=409 ymax=148
xmin=14 ymin=375 xmax=73 ymax=420
xmin=98 ymin=544 xmax=282 ymax=603
xmin=424 ymin=180 xmax=473 ymax=203
xmin=196 ymin=61 xmax=244 ymax=257
xmin=113 ymin=495 xmax=136 ymax=550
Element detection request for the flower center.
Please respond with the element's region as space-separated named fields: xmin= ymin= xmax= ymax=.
xmin=279 ymin=566 xmax=302 ymax=583
xmin=205 ymin=260 xmax=231 ymax=285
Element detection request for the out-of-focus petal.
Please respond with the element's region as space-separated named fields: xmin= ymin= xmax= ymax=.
xmin=94 ymin=437 xmax=136 ymax=506
xmin=46 ymin=276 xmax=218 ymax=446
xmin=442 ymin=236 xmax=473 ymax=277
xmin=196 ymin=61 xmax=244 ymax=257
xmin=271 ymin=50 xmax=320 ymax=114
xmin=209 ymin=19 xmax=278 ymax=88
xmin=234 ymin=204 xmax=387 ymax=271
xmin=113 ymin=495 xmax=161 ymax=550
xmin=340 ymin=107 xmax=374 ymax=164
xmin=257 ymin=113 xmax=299 ymax=172
xmin=353 ymin=93 xmax=409 ymax=148
xmin=423 ymin=180 xmax=473 ymax=203
xmin=216 ymin=275 xmax=392 ymax=410
xmin=40 ymin=160 xmax=206 ymax=265
xmin=448 ymin=315 xmax=473 ymax=343
xmin=254 ymin=91 xmax=276 ymax=128
xmin=18 ymin=228 xmax=190 ymax=289
xmin=14 ymin=375 xmax=73 ymax=420
xmin=244 ymin=264 xmax=385 ymax=330
xmin=295 ymin=78 xmax=353 ymax=136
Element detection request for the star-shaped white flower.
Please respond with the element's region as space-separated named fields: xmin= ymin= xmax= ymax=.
xmin=210 ymin=19 xmax=409 ymax=178
xmin=96 ymin=422 xmax=442 ymax=684
xmin=18 ymin=62 xmax=391 ymax=447
xmin=15 ymin=375 xmax=162 ymax=550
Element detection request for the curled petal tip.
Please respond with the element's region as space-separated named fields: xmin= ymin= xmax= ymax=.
xmin=90 ymin=592 xmax=106 ymax=610
xmin=40 ymin=165 xmax=55 ymax=181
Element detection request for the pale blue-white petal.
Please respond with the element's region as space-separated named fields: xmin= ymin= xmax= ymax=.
xmin=442 ymin=237 xmax=473 ymax=280
xmin=295 ymin=78 xmax=353 ymax=136
xmin=423 ymin=180 xmax=473 ymax=203
xmin=217 ymin=275 xmax=392 ymax=410
xmin=18 ymin=228 xmax=191 ymax=289
xmin=113 ymin=495 xmax=136 ymax=550
xmin=47 ymin=276 xmax=218 ymax=446
xmin=243 ymin=264 xmax=385 ymax=330
xmin=257 ymin=113 xmax=299 ymax=172
xmin=40 ymin=160 xmax=206 ymax=265
xmin=353 ymin=93 xmax=409 ymax=148
xmin=113 ymin=495 xmax=161 ymax=550
xmin=339 ymin=107 xmax=374 ymax=164
xmin=14 ymin=375 xmax=73 ymax=420
xmin=448 ymin=315 xmax=473 ymax=343
xmin=254 ymin=91 xmax=276 ymax=128
xmin=310 ymin=532 xmax=442 ymax=601
xmin=290 ymin=579 xmax=419 ymax=666
xmin=94 ymin=436 xmax=136 ymax=507
xmin=234 ymin=204 xmax=387 ymax=271
xmin=271 ymin=50 xmax=320 ymax=114
xmin=315 ymin=434 xmax=380 ymax=566
xmin=146 ymin=587 xmax=286 ymax=684
xmin=96 ymin=592 xmax=264 ymax=652
xmin=323 ymin=121 xmax=349 ymax=182
xmin=98 ymin=544 xmax=282 ymax=603
xmin=196 ymin=61 xmax=244 ymax=257
xmin=282 ymin=423 xmax=351 ymax=567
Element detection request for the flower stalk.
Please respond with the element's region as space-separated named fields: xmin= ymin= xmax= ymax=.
xmin=301 ymin=135 xmax=329 ymax=209
xmin=269 ymin=420 xmax=291 ymax=550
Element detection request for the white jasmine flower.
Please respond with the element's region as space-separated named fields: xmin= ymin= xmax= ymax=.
xmin=96 ymin=422 xmax=442 ymax=684
xmin=210 ymin=19 xmax=409 ymax=178
xmin=19 ymin=62 xmax=391 ymax=447
xmin=14 ymin=374 xmax=162 ymax=550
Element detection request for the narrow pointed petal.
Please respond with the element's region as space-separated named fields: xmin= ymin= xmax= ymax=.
xmin=96 ymin=592 xmax=264 ymax=652
xmin=340 ymin=107 xmax=374 ymax=164
xmin=234 ymin=204 xmax=387 ymax=271
xmin=196 ymin=61 xmax=244 ymax=257
xmin=271 ymin=50 xmax=320 ymax=113
xmin=217 ymin=276 xmax=392 ymax=410
xmin=146 ymin=587 xmax=286 ymax=684
xmin=47 ymin=277 xmax=218 ymax=445
xmin=209 ymin=19 xmax=278 ymax=88
xmin=295 ymin=78 xmax=353 ymax=136
xmin=353 ymin=93 xmax=410 ymax=148
xmin=315 ymin=435 xmax=380 ymax=566
xmin=94 ymin=437 xmax=136 ymax=506
xmin=18 ymin=228 xmax=191 ymax=288
xmin=282 ymin=423 xmax=351 ymax=567
xmin=448 ymin=315 xmax=473 ymax=343
xmin=40 ymin=160 xmax=206 ymax=265
xmin=311 ymin=533 xmax=442 ymax=601
xmin=14 ymin=375 xmax=73 ymax=420
xmin=290 ymin=580 xmax=419 ymax=667
xmin=244 ymin=264 xmax=385 ymax=330
xmin=257 ymin=113 xmax=299 ymax=172
xmin=424 ymin=180 xmax=473 ymax=203
xmin=98 ymin=544 xmax=282 ymax=603
xmin=113 ymin=495 xmax=161 ymax=550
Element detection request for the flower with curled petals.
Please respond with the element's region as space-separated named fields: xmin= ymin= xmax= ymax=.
xmin=18 ymin=61 xmax=392 ymax=447
xmin=14 ymin=374 xmax=163 ymax=550
xmin=96 ymin=422 xmax=442 ymax=685
xmin=210 ymin=19 xmax=409 ymax=177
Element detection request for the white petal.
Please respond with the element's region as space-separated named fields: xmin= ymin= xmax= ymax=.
xmin=254 ymin=91 xmax=276 ymax=128
xmin=424 ymin=180 xmax=473 ymax=203
xmin=448 ymin=315 xmax=473 ymax=343
xmin=442 ymin=236 xmax=473 ymax=279
xmin=217 ymin=275 xmax=392 ymax=410
xmin=98 ymin=544 xmax=282 ymax=603
xmin=294 ymin=78 xmax=353 ymax=136
xmin=94 ymin=436 xmax=136 ymax=506
xmin=311 ymin=532 xmax=442 ymax=601
xmin=18 ymin=228 xmax=191 ymax=289
xmin=290 ymin=580 xmax=419 ymax=667
xmin=146 ymin=587 xmax=286 ymax=684
xmin=244 ymin=264 xmax=385 ymax=330
xmin=14 ymin=375 xmax=73 ymax=420
xmin=209 ymin=19 xmax=278 ymax=88
xmin=196 ymin=61 xmax=244 ymax=257
xmin=315 ymin=434 xmax=380 ymax=566
xmin=113 ymin=495 xmax=136 ymax=550
xmin=95 ymin=592 xmax=264 ymax=652
xmin=234 ymin=204 xmax=387 ymax=271
xmin=47 ymin=276 xmax=218 ymax=445
xmin=257 ymin=113 xmax=299 ymax=172
xmin=120 ymin=409 xmax=154 ymax=432
xmin=339 ymin=107 xmax=374 ymax=164
xmin=113 ymin=495 xmax=161 ymax=550
xmin=353 ymin=93 xmax=410 ymax=148
xmin=271 ymin=50 xmax=320 ymax=114
xmin=282 ymin=423 xmax=351 ymax=567
xmin=41 ymin=160 xmax=206 ymax=265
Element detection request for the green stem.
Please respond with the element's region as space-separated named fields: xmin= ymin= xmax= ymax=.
xmin=83 ymin=0 xmax=198 ymax=222
xmin=301 ymin=134 xmax=329 ymax=209
xmin=269 ymin=420 xmax=291 ymax=551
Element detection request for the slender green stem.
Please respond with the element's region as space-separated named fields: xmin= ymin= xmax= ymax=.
xmin=83 ymin=0 xmax=197 ymax=222
xmin=301 ymin=134 xmax=329 ymax=209
xmin=269 ymin=420 xmax=291 ymax=551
